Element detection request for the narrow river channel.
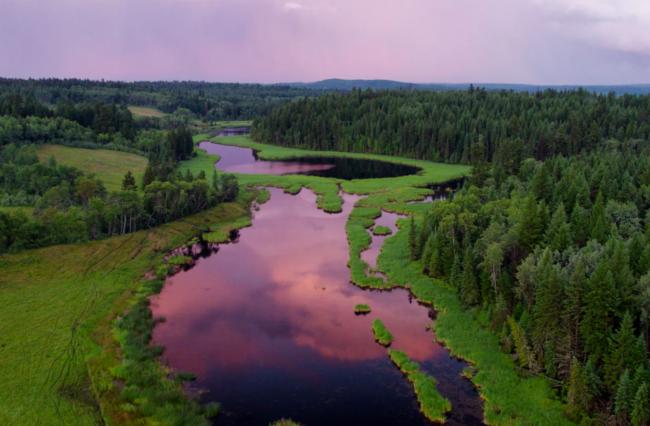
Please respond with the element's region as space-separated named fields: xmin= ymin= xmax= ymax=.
xmin=150 ymin=141 xmax=483 ymax=425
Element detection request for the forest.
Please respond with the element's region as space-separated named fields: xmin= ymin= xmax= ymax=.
xmin=0 ymin=78 xmax=319 ymax=121
xmin=0 ymin=88 xmax=239 ymax=253
xmin=407 ymin=141 xmax=650 ymax=423
xmin=252 ymin=88 xmax=650 ymax=163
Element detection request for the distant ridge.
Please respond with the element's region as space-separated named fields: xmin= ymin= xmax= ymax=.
xmin=281 ymin=78 xmax=650 ymax=95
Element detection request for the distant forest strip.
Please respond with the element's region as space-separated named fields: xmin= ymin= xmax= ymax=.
xmin=252 ymin=88 xmax=650 ymax=163
xmin=0 ymin=78 xmax=320 ymax=121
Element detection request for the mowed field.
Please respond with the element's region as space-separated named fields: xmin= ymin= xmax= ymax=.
xmin=127 ymin=105 xmax=166 ymax=118
xmin=36 ymin=144 xmax=148 ymax=192
xmin=0 ymin=195 xmax=253 ymax=425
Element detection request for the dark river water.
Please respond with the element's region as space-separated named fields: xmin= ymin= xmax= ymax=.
xmin=198 ymin=141 xmax=421 ymax=179
xmin=151 ymin=188 xmax=483 ymax=425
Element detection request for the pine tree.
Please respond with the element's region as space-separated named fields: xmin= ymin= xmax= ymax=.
xmin=449 ymin=253 xmax=462 ymax=288
xmin=615 ymin=369 xmax=634 ymax=420
xmin=567 ymin=357 xmax=590 ymax=420
xmin=605 ymin=312 xmax=647 ymax=389
xmin=142 ymin=164 xmax=155 ymax=189
xmin=591 ymin=191 xmax=608 ymax=243
xmin=121 ymin=170 xmax=136 ymax=191
xmin=581 ymin=262 xmax=616 ymax=362
xmin=632 ymin=383 xmax=650 ymax=426
xmin=460 ymin=246 xmax=480 ymax=306
xmin=409 ymin=215 xmax=419 ymax=260
xmin=565 ymin=258 xmax=587 ymax=358
xmin=546 ymin=203 xmax=571 ymax=251
xmin=570 ymin=202 xmax=590 ymax=246
xmin=421 ymin=234 xmax=435 ymax=273
xmin=518 ymin=196 xmax=543 ymax=252
xmin=532 ymin=249 xmax=564 ymax=358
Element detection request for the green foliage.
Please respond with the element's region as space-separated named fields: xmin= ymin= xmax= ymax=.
xmin=0 ymin=192 xmax=254 ymax=425
xmin=378 ymin=221 xmax=571 ymax=424
xmin=372 ymin=319 xmax=394 ymax=346
xmin=372 ymin=225 xmax=392 ymax=236
xmin=253 ymin=89 xmax=650 ymax=164
xmin=632 ymin=383 xmax=650 ymax=426
xmin=354 ymin=304 xmax=371 ymax=314
xmin=388 ymin=350 xmax=451 ymax=423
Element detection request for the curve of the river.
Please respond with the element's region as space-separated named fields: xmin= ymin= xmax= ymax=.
xmin=198 ymin=141 xmax=421 ymax=179
xmin=151 ymin=187 xmax=483 ymax=425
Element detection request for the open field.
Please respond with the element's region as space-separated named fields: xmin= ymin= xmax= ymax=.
xmin=0 ymin=192 xmax=254 ymax=425
xmin=36 ymin=144 xmax=148 ymax=192
xmin=127 ymin=105 xmax=167 ymax=118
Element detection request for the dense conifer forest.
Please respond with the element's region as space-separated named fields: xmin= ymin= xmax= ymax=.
xmin=253 ymin=88 xmax=650 ymax=163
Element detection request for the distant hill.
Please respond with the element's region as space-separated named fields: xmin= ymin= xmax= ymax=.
xmin=282 ymin=78 xmax=650 ymax=95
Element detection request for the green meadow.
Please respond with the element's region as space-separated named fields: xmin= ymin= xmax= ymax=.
xmin=0 ymin=192 xmax=254 ymax=425
xmin=36 ymin=144 xmax=149 ymax=192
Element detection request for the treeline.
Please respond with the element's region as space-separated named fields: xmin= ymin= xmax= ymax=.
xmin=0 ymin=78 xmax=319 ymax=121
xmin=252 ymin=88 xmax=650 ymax=163
xmin=409 ymin=141 xmax=650 ymax=423
xmin=0 ymin=163 xmax=238 ymax=253
xmin=0 ymin=92 xmax=136 ymax=142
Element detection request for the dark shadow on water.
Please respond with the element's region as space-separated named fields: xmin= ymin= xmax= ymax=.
xmin=199 ymin=141 xmax=421 ymax=179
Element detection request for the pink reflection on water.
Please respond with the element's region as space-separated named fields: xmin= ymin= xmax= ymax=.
xmin=152 ymin=189 xmax=439 ymax=375
xmin=150 ymin=187 xmax=483 ymax=425
xmin=199 ymin=141 xmax=335 ymax=175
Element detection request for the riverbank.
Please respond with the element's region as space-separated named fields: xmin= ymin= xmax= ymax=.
xmin=179 ymin=134 xmax=470 ymax=213
xmin=375 ymin=212 xmax=572 ymax=425
xmin=0 ymin=189 xmax=257 ymax=425
xmin=176 ymin=137 xmax=571 ymax=424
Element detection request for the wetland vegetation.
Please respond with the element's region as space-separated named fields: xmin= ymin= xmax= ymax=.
xmin=3 ymin=79 xmax=650 ymax=426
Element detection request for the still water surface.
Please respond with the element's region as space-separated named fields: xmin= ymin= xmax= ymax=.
xmin=151 ymin=188 xmax=482 ymax=425
xmin=199 ymin=141 xmax=421 ymax=179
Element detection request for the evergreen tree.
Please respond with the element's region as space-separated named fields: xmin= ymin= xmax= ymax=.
xmin=591 ymin=192 xmax=608 ymax=243
xmin=605 ymin=313 xmax=647 ymax=389
xmin=567 ymin=357 xmax=590 ymax=420
xmin=581 ymin=262 xmax=617 ymax=362
xmin=615 ymin=369 xmax=634 ymax=420
xmin=460 ymin=246 xmax=480 ymax=306
xmin=518 ymin=196 xmax=543 ymax=252
xmin=409 ymin=215 xmax=419 ymax=260
xmin=121 ymin=170 xmax=136 ymax=191
xmin=632 ymin=383 xmax=650 ymax=426
xmin=546 ymin=203 xmax=572 ymax=252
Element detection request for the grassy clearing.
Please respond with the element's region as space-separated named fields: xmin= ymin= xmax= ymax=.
xmin=213 ymin=120 xmax=252 ymax=128
xmin=127 ymin=106 xmax=166 ymax=118
xmin=354 ymin=303 xmax=372 ymax=315
xmin=0 ymin=190 xmax=255 ymax=426
xmin=372 ymin=319 xmax=394 ymax=346
xmin=388 ymin=350 xmax=451 ymax=423
xmin=36 ymin=144 xmax=148 ymax=192
xmin=377 ymin=218 xmax=572 ymax=425
xmin=372 ymin=225 xmax=392 ymax=236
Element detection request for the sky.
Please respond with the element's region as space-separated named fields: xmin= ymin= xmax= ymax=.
xmin=1 ymin=0 xmax=650 ymax=84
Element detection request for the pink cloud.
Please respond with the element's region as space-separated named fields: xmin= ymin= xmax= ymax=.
xmin=1 ymin=0 xmax=649 ymax=84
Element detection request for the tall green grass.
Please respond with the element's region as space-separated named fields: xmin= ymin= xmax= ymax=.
xmin=372 ymin=319 xmax=394 ymax=346
xmin=388 ymin=349 xmax=451 ymax=423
